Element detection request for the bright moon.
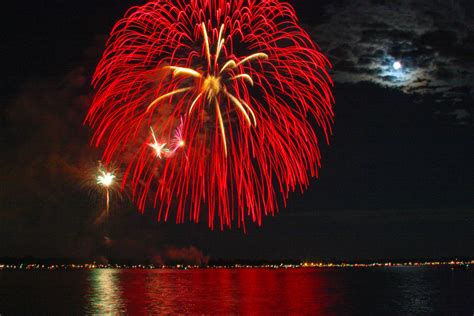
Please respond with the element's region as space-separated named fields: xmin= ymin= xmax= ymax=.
xmin=393 ymin=61 xmax=402 ymax=70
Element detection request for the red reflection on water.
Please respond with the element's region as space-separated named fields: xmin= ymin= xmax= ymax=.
xmin=237 ymin=268 xmax=340 ymax=314
xmin=99 ymin=268 xmax=344 ymax=314
xmin=117 ymin=270 xmax=150 ymax=315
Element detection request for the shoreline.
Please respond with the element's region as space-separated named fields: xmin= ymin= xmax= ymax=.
xmin=1 ymin=260 xmax=472 ymax=271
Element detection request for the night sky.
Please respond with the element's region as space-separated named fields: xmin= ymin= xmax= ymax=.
xmin=1 ymin=0 xmax=473 ymax=263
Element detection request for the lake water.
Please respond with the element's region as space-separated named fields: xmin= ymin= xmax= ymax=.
xmin=0 ymin=267 xmax=472 ymax=314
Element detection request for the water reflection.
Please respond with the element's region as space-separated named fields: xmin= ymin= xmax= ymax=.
xmin=79 ymin=268 xmax=474 ymax=314
xmin=394 ymin=267 xmax=436 ymax=314
xmin=86 ymin=269 xmax=338 ymax=314
xmin=87 ymin=269 xmax=125 ymax=314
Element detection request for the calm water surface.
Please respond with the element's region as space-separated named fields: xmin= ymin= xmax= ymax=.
xmin=0 ymin=267 xmax=472 ymax=314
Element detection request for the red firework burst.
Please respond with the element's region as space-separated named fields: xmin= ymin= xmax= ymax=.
xmin=86 ymin=0 xmax=334 ymax=230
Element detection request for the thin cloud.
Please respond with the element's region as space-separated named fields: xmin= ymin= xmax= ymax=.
xmin=308 ymin=0 xmax=473 ymax=124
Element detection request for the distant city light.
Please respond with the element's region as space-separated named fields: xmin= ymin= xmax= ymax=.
xmin=0 ymin=259 xmax=472 ymax=270
xmin=393 ymin=61 xmax=402 ymax=70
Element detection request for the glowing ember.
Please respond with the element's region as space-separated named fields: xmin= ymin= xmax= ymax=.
xmin=97 ymin=171 xmax=115 ymax=188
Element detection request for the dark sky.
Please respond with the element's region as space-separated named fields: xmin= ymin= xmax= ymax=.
xmin=1 ymin=0 xmax=473 ymax=263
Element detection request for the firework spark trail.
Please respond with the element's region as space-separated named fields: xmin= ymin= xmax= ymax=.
xmin=86 ymin=0 xmax=334 ymax=230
